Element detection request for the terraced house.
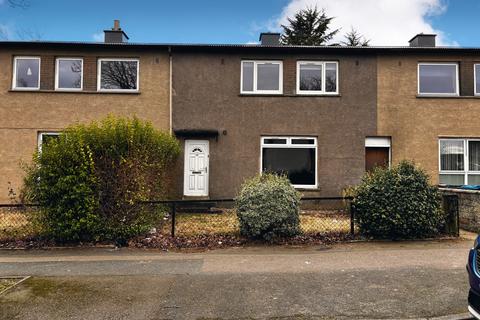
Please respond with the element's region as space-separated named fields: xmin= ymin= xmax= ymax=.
xmin=0 ymin=21 xmax=172 ymax=202
xmin=1 ymin=22 xmax=480 ymax=202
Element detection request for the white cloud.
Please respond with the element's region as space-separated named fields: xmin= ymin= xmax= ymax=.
xmin=92 ymin=32 xmax=103 ymax=42
xmin=271 ymin=0 xmax=456 ymax=46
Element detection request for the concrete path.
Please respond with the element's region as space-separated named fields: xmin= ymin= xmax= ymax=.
xmin=0 ymin=239 xmax=474 ymax=320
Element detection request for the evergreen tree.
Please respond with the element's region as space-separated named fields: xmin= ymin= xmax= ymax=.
xmin=281 ymin=7 xmax=339 ymax=46
xmin=342 ymin=27 xmax=370 ymax=46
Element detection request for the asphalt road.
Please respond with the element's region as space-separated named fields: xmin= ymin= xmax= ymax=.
xmin=0 ymin=240 xmax=474 ymax=320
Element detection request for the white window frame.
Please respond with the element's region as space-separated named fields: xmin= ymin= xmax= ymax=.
xmin=474 ymin=64 xmax=480 ymax=96
xmin=97 ymin=58 xmax=140 ymax=92
xmin=260 ymin=136 xmax=317 ymax=189
xmin=418 ymin=62 xmax=459 ymax=96
xmin=37 ymin=132 xmax=60 ymax=153
xmin=296 ymin=61 xmax=339 ymax=95
xmin=55 ymin=57 xmax=83 ymax=91
xmin=240 ymin=60 xmax=283 ymax=95
xmin=438 ymin=138 xmax=480 ymax=185
xmin=12 ymin=56 xmax=41 ymax=91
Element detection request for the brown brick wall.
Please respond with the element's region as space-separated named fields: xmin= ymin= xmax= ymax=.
xmin=0 ymin=48 xmax=171 ymax=203
xmin=377 ymin=55 xmax=480 ymax=184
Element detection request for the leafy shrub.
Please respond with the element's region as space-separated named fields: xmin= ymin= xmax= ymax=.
xmin=352 ymin=160 xmax=444 ymax=239
xmin=235 ymin=173 xmax=301 ymax=240
xmin=22 ymin=116 xmax=180 ymax=242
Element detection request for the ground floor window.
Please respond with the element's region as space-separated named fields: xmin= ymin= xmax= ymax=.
xmin=439 ymin=138 xmax=480 ymax=185
xmin=261 ymin=136 xmax=317 ymax=188
xmin=37 ymin=132 xmax=60 ymax=153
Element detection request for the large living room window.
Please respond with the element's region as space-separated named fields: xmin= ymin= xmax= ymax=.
xmin=97 ymin=58 xmax=139 ymax=92
xmin=439 ymin=139 xmax=480 ymax=185
xmin=261 ymin=137 xmax=317 ymax=188
xmin=296 ymin=61 xmax=338 ymax=94
xmin=241 ymin=61 xmax=282 ymax=94
xmin=418 ymin=63 xmax=459 ymax=96
xmin=12 ymin=56 xmax=40 ymax=90
xmin=55 ymin=58 xmax=83 ymax=90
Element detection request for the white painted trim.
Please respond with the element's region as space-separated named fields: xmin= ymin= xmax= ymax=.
xmin=469 ymin=305 xmax=480 ymax=320
xmin=97 ymin=58 xmax=140 ymax=92
xmin=55 ymin=57 xmax=83 ymax=91
xmin=12 ymin=56 xmax=41 ymax=91
xmin=438 ymin=138 xmax=480 ymax=185
xmin=417 ymin=62 xmax=459 ymax=96
xmin=240 ymin=60 xmax=283 ymax=95
xmin=37 ymin=132 xmax=60 ymax=153
xmin=260 ymin=136 xmax=318 ymax=189
xmin=296 ymin=61 xmax=339 ymax=95
xmin=475 ymin=64 xmax=480 ymax=96
xmin=183 ymin=140 xmax=209 ymax=197
xmin=365 ymin=137 xmax=391 ymax=148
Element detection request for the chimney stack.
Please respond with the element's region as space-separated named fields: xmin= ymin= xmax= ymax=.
xmin=409 ymin=33 xmax=436 ymax=47
xmin=259 ymin=33 xmax=281 ymax=45
xmin=104 ymin=20 xmax=129 ymax=43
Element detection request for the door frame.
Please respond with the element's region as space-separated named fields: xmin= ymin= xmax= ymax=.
xmin=183 ymin=139 xmax=209 ymax=197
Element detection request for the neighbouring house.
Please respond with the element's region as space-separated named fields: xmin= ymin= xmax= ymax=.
xmin=1 ymin=23 xmax=480 ymax=202
xmin=171 ymin=34 xmax=378 ymax=199
xmin=0 ymin=21 xmax=171 ymax=202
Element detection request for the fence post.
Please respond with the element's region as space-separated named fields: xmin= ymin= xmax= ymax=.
xmin=442 ymin=194 xmax=459 ymax=237
xmin=350 ymin=201 xmax=355 ymax=236
xmin=171 ymin=202 xmax=176 ymax=237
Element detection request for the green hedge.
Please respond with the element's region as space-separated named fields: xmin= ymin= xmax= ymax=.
xmin=352 ymin=160 xmax=444 ymax=239
xmin=235 ymin=173 xmax=301 ymax=241
xmin=22 ymin=116 xmax=180 ymax=243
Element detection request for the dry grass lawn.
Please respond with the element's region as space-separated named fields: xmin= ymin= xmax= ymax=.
xmin=167 ymin=209 xmax=350 ymax=237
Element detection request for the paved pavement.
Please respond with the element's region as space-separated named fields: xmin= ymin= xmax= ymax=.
xmin=0 ymin=239 xmax=475 ymax=320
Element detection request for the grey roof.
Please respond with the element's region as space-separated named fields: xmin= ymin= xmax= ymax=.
xmin=1 ymin=40 xmax=480 ymax=54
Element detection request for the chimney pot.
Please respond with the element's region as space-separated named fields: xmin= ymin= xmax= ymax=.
xmin=409 ymin=33 xmax=436 ymax=47
xmin=113 ymin=20 xmax=120 ymax=31
xmin=259 ymin=33 xmax=281 ymax=46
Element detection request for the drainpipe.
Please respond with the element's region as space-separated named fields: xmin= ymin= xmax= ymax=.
xmin=168 ymin=45 xmax=173 ymax=135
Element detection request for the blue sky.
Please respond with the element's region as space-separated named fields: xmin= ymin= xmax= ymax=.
xmin=0 ymin=0 xmax=479 ymax=46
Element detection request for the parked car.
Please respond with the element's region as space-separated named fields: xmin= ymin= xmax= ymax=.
xmin=468 ymin=235 xmax=480 ymax=318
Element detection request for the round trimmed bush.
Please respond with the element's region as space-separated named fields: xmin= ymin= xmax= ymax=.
xmin=235 ymin=173 xmax=301 ymax=240
xmin=352 ymin=160 xmax=444 ymax=239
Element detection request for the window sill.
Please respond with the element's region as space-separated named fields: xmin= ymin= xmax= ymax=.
xmin=9 ymin=89 xmax=141 ymax=95
xmin=416 ymin=94 xmax=477 ymax=99
xmin=239 ymin=93 xmax=341 ymax=98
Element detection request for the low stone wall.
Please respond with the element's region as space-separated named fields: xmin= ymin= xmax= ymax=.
xmin=441 ymin=188 xmax=480 ymax=233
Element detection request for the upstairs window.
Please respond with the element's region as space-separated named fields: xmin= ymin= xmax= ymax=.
xmin=261 ymin=137 xmax=317 ymax=188
xmin=241 ymin=61 xmax=282 ymax=94
xmin=55 ymin=58 xmax=83 ymax=90
xmin=439 ymin=139 xmax=480 ymax=185
xmin=475 ymin=64 xmax=480 ymax=96
xmin=418 ymin=63 xmax=458 ymax=95
xmin=98 ymin=58 xmax=139 ymax=92
xmin=13 ymin=56 xmax=40 ymax=90
xmin=297 ymin=61 xmax=338 ymax=94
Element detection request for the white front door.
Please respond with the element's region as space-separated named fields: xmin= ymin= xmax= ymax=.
xmin=184 ymin=140 xmax=209 ymax=196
